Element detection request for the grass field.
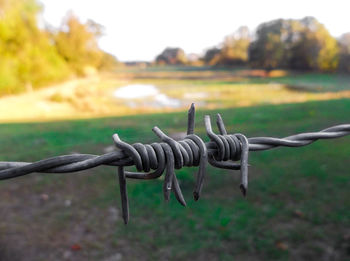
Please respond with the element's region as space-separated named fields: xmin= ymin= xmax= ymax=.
xmin=0 ymin=98 xmax=349 ymax=260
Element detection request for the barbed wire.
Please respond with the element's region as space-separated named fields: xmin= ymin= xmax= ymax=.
xmin=1 ymin=103 xmax=349 ymax=224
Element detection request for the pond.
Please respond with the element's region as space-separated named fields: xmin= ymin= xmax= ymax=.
xmin=114 ymin=84 xmax=182 ymax=108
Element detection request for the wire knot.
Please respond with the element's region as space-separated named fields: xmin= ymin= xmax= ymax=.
xmin=204 ymin=114 xmax=249 ymax=197
xmin=112 ymin=104 xmax=208 ymax=223
xmin=112 ymin=104 xmax=249 ymax=224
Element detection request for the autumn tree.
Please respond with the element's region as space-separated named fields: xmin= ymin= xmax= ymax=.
xmin=0 ymin=0 xmax=118 ymax=96
xmin=219 ymin=26 xmax=251 ymax=65
xmin=249 ymin=17 xmax=339 ymax=72
xmin=338 ymin=33 xmax=350 ymax=73
xmin=289 ymin=17 xmax=339 ymax=71
xmin=202 ymin=47 xmax=221 ymax=66
xmin=97 ymin=52 xmax=120 ymax=71
xmin=248 ymin=19 xmax=301 ymax=69
xmin=155 ymin=47 xmax=188 ymax=65
xmin=0 ymin=0 xmax=69 ymax=94
xmin=201 ymin=27 xmax=251 ymax=66
xmin=54 ymin=13 xmax=104 ymax=75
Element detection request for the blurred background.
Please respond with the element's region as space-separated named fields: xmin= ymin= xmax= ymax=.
xmin=0 ymin=0 xmax=349 ymax=260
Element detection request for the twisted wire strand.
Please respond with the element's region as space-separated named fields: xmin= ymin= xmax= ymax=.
xmin=2 ymin=124 xmax=348 ymax=177
xmin=0 ymin=104 xmax=349 ymax=224
xmin=248 ymin=124 xmax=350 ymax=151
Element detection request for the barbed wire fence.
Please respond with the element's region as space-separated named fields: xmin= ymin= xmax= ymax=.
xmin=1 ymin=104 xmax=349 ymax=224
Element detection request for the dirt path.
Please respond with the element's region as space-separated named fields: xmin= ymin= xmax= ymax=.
xmin=0 ymin=75 xmax=125 ymax=122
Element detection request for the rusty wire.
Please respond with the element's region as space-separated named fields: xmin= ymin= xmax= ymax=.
xmin=0 ymin=103 xmax=349 ymax=224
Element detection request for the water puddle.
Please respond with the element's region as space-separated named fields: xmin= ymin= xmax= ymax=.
xmin=114 ymin=84 xmax=181 ymax=108
xmin=114 ymin=84 xmax=158 ymax=98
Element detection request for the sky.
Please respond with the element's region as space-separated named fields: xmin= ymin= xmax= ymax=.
xmin=40 ymin=0 xmax=350 ymax=62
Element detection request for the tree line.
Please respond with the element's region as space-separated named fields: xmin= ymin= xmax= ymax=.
xmin=0 ymin=0 xmax=118 ymax=96
xmin=155 ymin=17 xmax=350 ymax=73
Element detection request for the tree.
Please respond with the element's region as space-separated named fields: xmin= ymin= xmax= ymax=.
xmin=54 ymin=13 xmax=104 ymax=75
xmin=249 ymin=19 xmax=300 ymax=69
xmin=0 ymin=1 xmax=118 ymax=96
xmin=155 ymin=47 xmax=188 ymax=65
xmin=219 ymin=26 xmax=251 ymax=65
xmin=202 ymin=47 xmax=221 ymax=66
xmin=249 ymin=17 xmax=339 ymax=72
xmin=289 ymin=17 xmax=339 ymax=71
xmin=0 ymin=0 xmax=69 ymax=94
xmin=98 ymin=52 xmax=120 ymax=71
xmin=201 ymin=27 xmax=251 ymax=66
xmin=338 ymin=33 xmax=350 ymax=72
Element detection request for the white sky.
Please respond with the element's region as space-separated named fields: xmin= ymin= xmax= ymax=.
xmin=40 ymin=0 xmax=350 ymax=62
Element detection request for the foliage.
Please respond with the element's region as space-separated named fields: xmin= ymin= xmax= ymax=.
xmin=155 ymin=47 xmax=188 ymax=65
xmin=98 ymin=52 xmax=120 ymax=71
xmin=338 ymin=33 xmax=350 ymax=73
xmin=204 ymin=26 xmax=251 ymax=66
xmin=0 ymin=0 xmax=69 ymax=95
xmin=200 ymin=17 xmax=340 ymax=72
xmin=202 ymin=47 xmax=222 ymax=66
xmin=220 ymin=26 xmax=251 ymax=65
xmin=0 ymin=0 xmax=118 ymax=96
xmin=249 ymin=17 xmax=339 ymax=72
xmin=54 ymin=13 xmax=105 ymax=75
xmin=289 ymin=17 xmax=339 ymax=71
xmin=202 ymin=27 xmax=251 ymax=67
xmin=249 ymin=19 xmax=296 ymax=69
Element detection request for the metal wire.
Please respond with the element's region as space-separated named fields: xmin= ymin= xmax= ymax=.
xmin=1 ymin=103 xmax=349 ymax=224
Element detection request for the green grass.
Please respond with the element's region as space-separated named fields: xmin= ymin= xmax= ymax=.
xmin=120 ymin=66 xmax=350 ymax=92
xmin=0 ymin=99 xmax=349 ymax=260
xmin=271 ymin=73 xmax=350 ymax=92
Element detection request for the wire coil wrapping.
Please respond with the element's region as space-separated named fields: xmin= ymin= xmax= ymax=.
xmin=0 ymin=103 xmax=349 ymax=224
